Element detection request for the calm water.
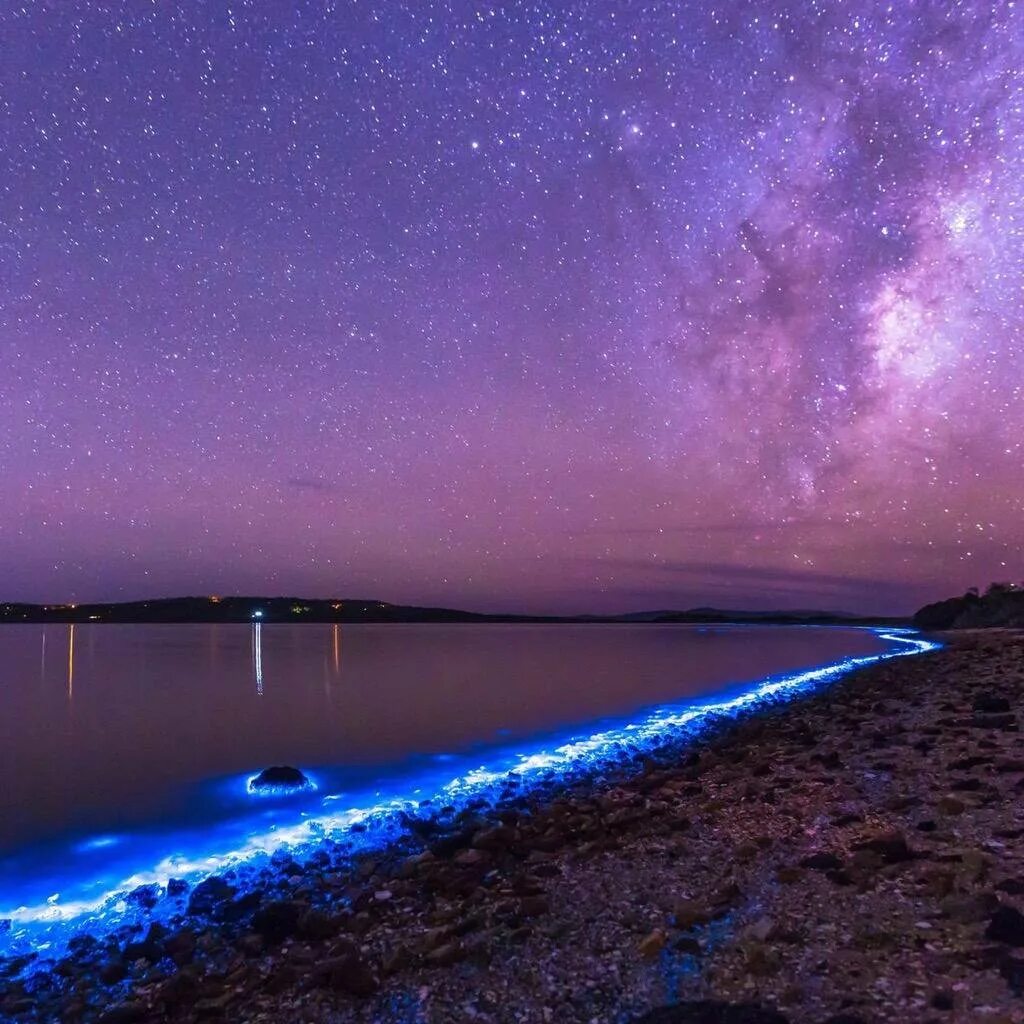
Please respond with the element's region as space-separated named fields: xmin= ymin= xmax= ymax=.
xmin=0 ymin=622 xmax=892 ymax=857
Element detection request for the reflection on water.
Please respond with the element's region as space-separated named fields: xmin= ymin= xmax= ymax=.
xmin=252 ymin=621 xmax=263 ymax=696
xmin=67 ymin=624 xmax=75 ymax=700
xmin=0 ymin=623 xmax=896 ymax=854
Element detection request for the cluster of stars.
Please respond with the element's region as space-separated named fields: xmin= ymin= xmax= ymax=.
xmin=0 ymin=0 xmax=1021 ymax=613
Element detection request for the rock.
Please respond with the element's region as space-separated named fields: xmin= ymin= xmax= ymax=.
xmin=939 ymin=893 xmax=998 ymax=924
xmin=974 ymin=694 xmax=1011 ymax=714
xmin=937 ymin=795 xmax=966 ymax=815
xmin=122 ymin=922 xmax=167 ymax=963
xmin=249 ymin=765 xmax=311 ymax=791
xmin=639 ymin=929 xmax=667 ymax=958
xmin=194 ymin=989 xmax=236 ymax=1017
xmin=471 ymin=825 xmax=516 ymax=850
xmin=632 ymin=1002 xmax=789 ymax=1023
xmin=986 ymin=905 xmax=1024 ymax=946
xmin=744 ymin=917 xmax=775 ymax=942
xmin=930 ymin=990 xmax=954 ymax=1011
xmin=166 ymin=878 xmax=190 ymax=898
xmin=454 ymin=847 xmax=489 ymax=867
xmin=971 ymin=713 xmax=1017 ymax=731
xmin=98 ymin=1003 xmax=149 ymax=1024
xmin=251 ymin=900 xmax=306 ymax=944
xmin=187 ymin=875 xmax=236 ymax=917
xmin=297 ymin=908 xmax=341 ymax=940
xmin=999 ymin=953 xmax=1024 ymax=996
xmin=98 ymin=959 xmax=128 ymax=985
xmin=851 ymin=831 xmax=916 ymax=864
xmin=518 ymin=895 xmax=550 ymax=918
xmin=316 ymin=953 xmax=379 ymax=995
xmin=381 ymin=943 xmax=414 ymax=975
xmin=799 ymin=852 xmax=842 ymax=871
xmin=426 ymin=941 xmax=464 ymax=966
xmin=672 ymin=900 xmax=713 ymax=929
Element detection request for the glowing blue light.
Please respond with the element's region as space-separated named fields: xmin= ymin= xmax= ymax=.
xmin=75 ymin=835 xmax=120 ymax=853
xmin=0 ymin=628 xmax=939 ymax=958
xmin=245 ymin=771 xmax=317 ymax=796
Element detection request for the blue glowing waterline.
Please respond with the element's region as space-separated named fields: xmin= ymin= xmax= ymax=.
xmin=0 ymin=627 xmax=938 ymax=957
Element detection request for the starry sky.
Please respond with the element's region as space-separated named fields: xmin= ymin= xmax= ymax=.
xmin=1 ymin=1 xmax=1021 ymax=615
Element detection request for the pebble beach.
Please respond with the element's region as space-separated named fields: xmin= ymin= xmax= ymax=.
xmin=4 ymin=630 xmax=1024 ymax=1024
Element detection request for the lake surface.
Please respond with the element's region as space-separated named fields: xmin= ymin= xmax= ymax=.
xmin=0 ymin=622 xmax=894 ymax=858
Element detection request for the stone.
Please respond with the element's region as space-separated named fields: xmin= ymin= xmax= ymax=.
xmin=186 ymin=875 xmax=236 ymax=917
xmin=97 ymin=1001 xmax=149 ymax=1023
xmin=297 ymin=908 xmax=340 ymax=940
xmin=632 ymin=1002 xmax=789 ymax=1024
xmin=249 ymin=765 xmax=311 ymax=791
xmin=986 ymin=905 xmax=1024 ymax=946
xmin=974 ymin=694 xmax=1011 ymax=714
xmin=639 ymin=929 xmax=667 ymax=958
xmin=317 ymin=953 xmax=379 ymax=995
xmin=518 ymin=895 xmax=550 ymax=918
xmin=799 ymin=852 xmax=842 ymax=871
xmin=164 ymin=928 xmax=197 ymax=966
xmin=672 ymin=900 xmax=713 ymax=929
xmin=937 ymin=795 xmax=966 ymax=815
xmin=939 ymin=893 xmax=998 ymax=924
xmin=971 ymin=713 xmax=1017 ymax=731
xmin=425 ymin=941 xmax=464 ymax=966
xmin=851 ymin=831 xmax=916 ymax=864
xmin=251 ymin=900 xmax=306 ymax=944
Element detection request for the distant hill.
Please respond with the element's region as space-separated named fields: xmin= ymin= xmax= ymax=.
xmin=914 ymin=583 xmax=1024 ymax=630
xmin=0 ymin=595 xmax=902 ymax=626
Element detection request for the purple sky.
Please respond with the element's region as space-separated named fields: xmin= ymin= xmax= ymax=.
xmin=1 ymin=2 xmax=1021 ymax=615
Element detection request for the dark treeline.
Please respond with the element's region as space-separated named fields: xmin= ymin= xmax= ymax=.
xmin=0 ymin=596 xmax=896 ymax=626
xmin=914 ymin=582 xmax=1024 ymax=630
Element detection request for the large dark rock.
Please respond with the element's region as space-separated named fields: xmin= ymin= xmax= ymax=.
xmin=250 ymin=765 xmax=311 ymax=791
xmin=186 ymin=875 xmax=235 ymax=917
xmin=800 ymin=852 xmax=843 ymax=871
xmin=632 ymin=1003 xmax=789 ymax=1024
xmin=986 ymin=905 xmax=1024 ymax=946
xmin=851 ymin=831 xmax=916 ymax=864
xmin=251 ymin=900 xmax=307 ymax=944
xmin=974 ymin=694 xmax=1011 ymax=714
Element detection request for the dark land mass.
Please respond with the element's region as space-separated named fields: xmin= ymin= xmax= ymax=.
xmin=914 ymin=582 xmax=1024 ymax=630
xmin=0 ymin=595 xmax=905 ymax=627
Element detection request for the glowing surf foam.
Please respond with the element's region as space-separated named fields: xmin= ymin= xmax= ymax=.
xmin=0 ymin=628 xmax=938 ymax=956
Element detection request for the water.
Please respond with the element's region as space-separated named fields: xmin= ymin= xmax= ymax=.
xmin=0 ymin=622 xmax=934 ymax=948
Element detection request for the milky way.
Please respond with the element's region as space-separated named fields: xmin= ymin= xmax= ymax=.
xmin=1 ymin=1 xmax=1021 ymax=614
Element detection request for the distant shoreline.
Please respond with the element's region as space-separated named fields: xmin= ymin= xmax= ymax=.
xmin=0 ymin=595 xmax=907 ymax=627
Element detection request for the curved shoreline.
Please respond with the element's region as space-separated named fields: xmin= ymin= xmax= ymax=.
xmin=0 ymin=629 xmax=930 ymax=956
xmin=3 ymin=629 xmax=996 ymax=1022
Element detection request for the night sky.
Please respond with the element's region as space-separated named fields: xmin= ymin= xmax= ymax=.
xmin=1 ymin=2 xmax=1021 ymax=615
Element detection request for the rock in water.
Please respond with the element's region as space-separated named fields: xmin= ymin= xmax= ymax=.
xmin=250 ymin=765 xmax=311 ymax=792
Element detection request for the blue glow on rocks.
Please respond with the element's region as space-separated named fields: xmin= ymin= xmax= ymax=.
xmin=245 ymin=771 xmax=318 ymax=796
xmin=0 ymin=628 xmax=939 ymax=959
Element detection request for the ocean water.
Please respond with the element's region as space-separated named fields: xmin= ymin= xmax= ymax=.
xmin=0 ymin=622 xmax=934 ymax=951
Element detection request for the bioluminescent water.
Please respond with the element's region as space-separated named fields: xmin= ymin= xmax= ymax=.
xmin=0 ymin=623 xmax=938 ymax=959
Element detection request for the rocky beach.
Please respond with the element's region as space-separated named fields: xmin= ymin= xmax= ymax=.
xmin=4 ymin=630 xmax=1024 ymax=1024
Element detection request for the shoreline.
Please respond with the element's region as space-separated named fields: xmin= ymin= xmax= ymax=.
xmin=5 ymin=630 xmax=1024 ymax=1022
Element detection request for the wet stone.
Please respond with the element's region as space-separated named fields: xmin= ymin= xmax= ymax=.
xmin=986 ymin=905 xmax=1024 ymax=946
